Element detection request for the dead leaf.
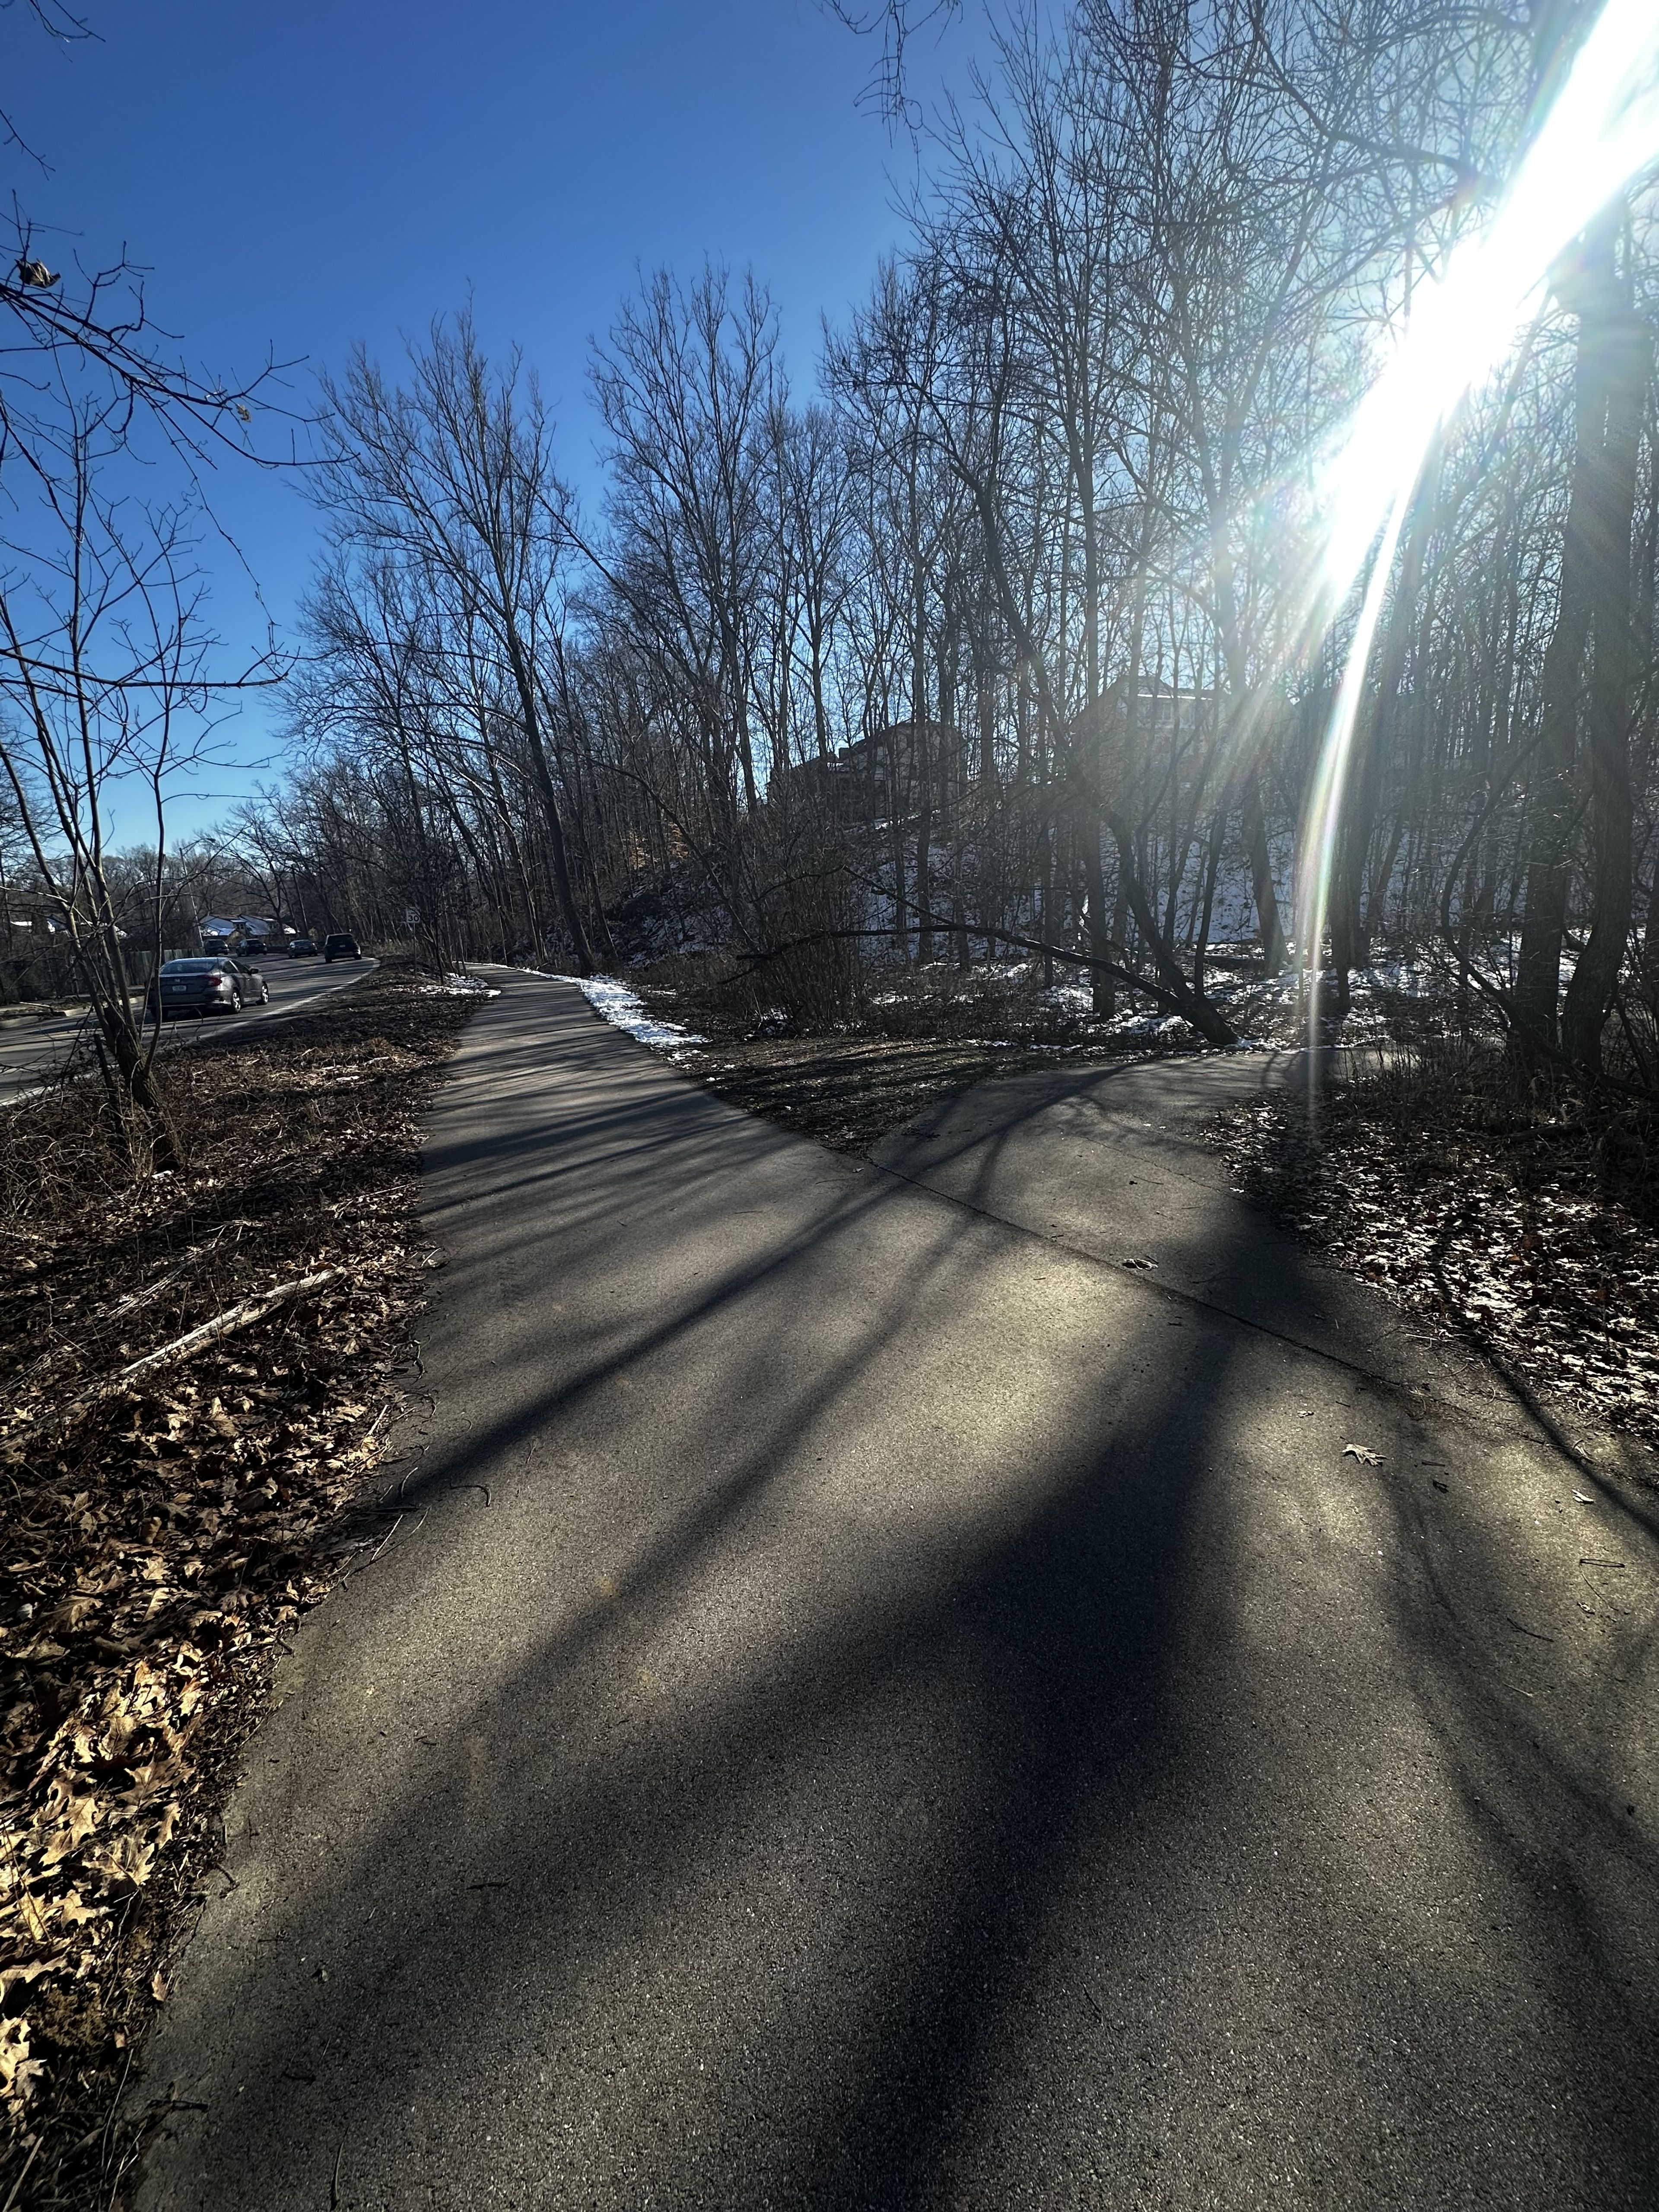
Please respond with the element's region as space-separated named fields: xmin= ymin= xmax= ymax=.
xmin=0 ymin=969 xmax=468 ymax=2124
xmin=0 ymin=1960 xmax=54 ymax=2004
xmin=99 ymin=1713 xmax=142 ymax=1761
xmin=1342 ymin=1443 xmax=1386 ymax=1466
xmin=120 ymin=1758 xmax=186 ymax=1803
xmin=40 ymin=1792 xmax=100 ymax=1864
xmin=89 ymin=1831 xmax=156 ymax=1891
xmin=43 ymin=1592 xmax=98 ymax=1633
xmin=0 ymin=2015 xmax=44 ymax=2108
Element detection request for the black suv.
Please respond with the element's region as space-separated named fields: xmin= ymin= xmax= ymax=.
xmin=323 ymin=933 xmax=362 ymax=962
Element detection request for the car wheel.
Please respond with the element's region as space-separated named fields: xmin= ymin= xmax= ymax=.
xmin=229 ymin=989 xmax=243 ymax=1012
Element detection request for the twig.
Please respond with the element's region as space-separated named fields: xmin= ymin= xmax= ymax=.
xmin=101 ymin=1228 xmax=241 ymax=1326
xmin=55 ymin=1269 xmax=342 ymax=1427
xmin=13 ymin=1229 xmax=244 ymax=1395
xmin=331 ymin=2139 xmax=344 ymax=2209
xmin=369 ymin=1513 xmax=403 ymax=1562
xmin=1505 ymin=1615 xmax=1556 ymax=1643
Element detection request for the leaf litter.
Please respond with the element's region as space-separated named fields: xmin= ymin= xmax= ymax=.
xmin=0 ymin=959 xmax=477 ymax=2202
xmin=1214 ymin=1065 xmax=1659 ymax=1463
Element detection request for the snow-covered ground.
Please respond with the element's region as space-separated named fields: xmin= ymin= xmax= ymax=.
xmin=578 ymin=976 xmax=707 ymax=1054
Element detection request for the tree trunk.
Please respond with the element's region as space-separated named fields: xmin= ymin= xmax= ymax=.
xmin=1561 ymin=286 xmax=1648 ymax=1071
xmin=1193 ymin=804 xmax=1227 ymax=1000
xmin=1516 ymin=228 xmax=1616 ymax=1046
xmin=1330 ymin=467 xmax=1437 ymax=1014
xmin=913 ymin=611 xmax=934 ymax=963
xmin=508 ymin=642 xmax=593 ymax=975
xmin=1239 ymin=766 xmax=1287 ymax=975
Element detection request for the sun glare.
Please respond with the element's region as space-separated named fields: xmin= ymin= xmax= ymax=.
xmin=1297 ymin=0 xmax=1659 ymax=1034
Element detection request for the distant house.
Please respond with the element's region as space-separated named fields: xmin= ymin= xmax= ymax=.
xmin=198 ymin=914 xmax=286 ymax=950
xmin=822 ymin=721 xmax=957 ymax=813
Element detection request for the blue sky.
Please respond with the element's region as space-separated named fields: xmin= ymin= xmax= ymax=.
xmin=6 ymin=0 xmax=996 ymax=841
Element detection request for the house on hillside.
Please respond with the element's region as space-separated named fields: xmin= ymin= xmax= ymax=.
xmin=805 ymin=720 xmax=958 ymax=816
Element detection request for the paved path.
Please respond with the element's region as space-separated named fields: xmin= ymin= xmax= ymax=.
xmin=0 ymin=958 xmax=376 ymax=1105
xmin=137 ymin=973 xmax=1659 ymax=2209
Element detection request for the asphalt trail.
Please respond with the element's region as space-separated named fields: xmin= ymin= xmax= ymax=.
xmin=136 ymin=972 xmax=1659 ymax=2210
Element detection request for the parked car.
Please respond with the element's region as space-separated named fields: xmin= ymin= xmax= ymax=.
xmin=240 ymin=936 xmax=270 ymax=957
xmin=148 ymin=957 xmax=270 ymax=1020
xmin=288 ymin=936 xmax=318 ymax=958
xmin=323 ymin=933 xmax=362 ymax=962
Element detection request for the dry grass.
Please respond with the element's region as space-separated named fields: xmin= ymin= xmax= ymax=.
xmin=0 ymin=960 xmax=477 ymax=2206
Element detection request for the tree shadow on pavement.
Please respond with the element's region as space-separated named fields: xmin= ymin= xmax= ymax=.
xmin=136 ymin=991 xmax=1659 ymax=2212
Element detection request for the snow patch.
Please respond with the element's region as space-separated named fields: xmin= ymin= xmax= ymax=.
xmin=423 ymin=973 xmax=502 ymax=998
xmin=578 ymin=976 xmax=707 ymax=1053
xmin=1103 ymin=1011 xmax=1192 ymax=1043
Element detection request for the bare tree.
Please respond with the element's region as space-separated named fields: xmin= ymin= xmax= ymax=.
xmin=0 ymin=404 xmax=274 ymax=1160
xmin=315 ymin=313 xmax=597 ymax=972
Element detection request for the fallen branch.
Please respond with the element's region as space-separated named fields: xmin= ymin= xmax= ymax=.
xmin=54 ymin=1269 xmax=342 ymax=1427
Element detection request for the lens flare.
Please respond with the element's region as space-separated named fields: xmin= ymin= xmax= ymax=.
xmin=1296 ymin=0 xmax=1659 ymax=1040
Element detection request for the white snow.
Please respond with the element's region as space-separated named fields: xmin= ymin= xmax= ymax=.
xmin=578 ymin=976 xmax=706 ymax=1053
xmin=423 ymin=973 xmax=502 ymax=998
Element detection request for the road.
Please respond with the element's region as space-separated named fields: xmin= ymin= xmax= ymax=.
xmin=136 ymin=972 xmax=1659 ymax=2209
xmin=0 ymin=957 xmax=376 ymax=1105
